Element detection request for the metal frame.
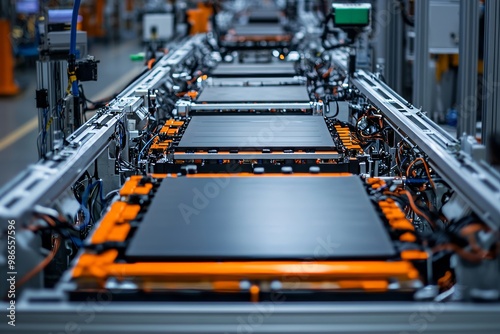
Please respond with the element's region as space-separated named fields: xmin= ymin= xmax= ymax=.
xmin=457 ymin=0 xmax=480 ymax=137
xmin=482 ymin=0 xmax=500 ymax=152
xmin=0 ymin=111 xmax=126 ymax=220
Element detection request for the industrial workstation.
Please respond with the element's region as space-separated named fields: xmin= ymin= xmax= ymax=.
xmin=0 ymin=0 xmax=500 ymax=333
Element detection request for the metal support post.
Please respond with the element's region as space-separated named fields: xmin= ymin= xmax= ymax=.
xmin=36 ymin=60 xmax=68 ymax=156
xmin=413 ymin=0 xmax=431 ymax=112
xmin=384 ymin=0 xmax=404 ymax=94
xmin=482 ymin=0 xmax=500 ymax=154
xmin=457 ymin=0 xmax=480 ymax=137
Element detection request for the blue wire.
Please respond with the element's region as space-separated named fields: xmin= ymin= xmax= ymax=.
xmin=406 ymin=178 xmax=430 ymax=184
xmin=69 ymin=234 xmax=83 ymax=248
xmin=138 ymin=134 xmax=158 ymax=162
xmin=78 ymin=180 xmax=104 ymax=230
xmin=400 ymin=157 xmax=407 ymax=172
xmin=82 ymin=180 xmax=104 ymax=206
xmin=71 ymin=179 xmax=104 ymax=248
xmin=70 ymin=0 xmax=81 ymax=97
xmin=96 ymin=180 xmax=104 ymax=203
xmin=42 ymin=108 xmax=48 ymax=151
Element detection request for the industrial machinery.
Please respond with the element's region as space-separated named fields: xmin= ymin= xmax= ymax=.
xmin=0 ymin=1 xmax=499 ymax=333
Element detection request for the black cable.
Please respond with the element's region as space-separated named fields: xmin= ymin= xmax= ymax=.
xmin=211 ymin=1 xmax=221 ymax=48
xmin=323 ymin=40 xmax=353 ymax=51
xmin=93 ymin=159 xmax=99 ymax=180
xmin=72 ymin=171 xmax=92 ymax=204
xmin=398 ymin=0 xmax=415 ymax=27
xmin=32 ymin=214 xmax=82 ymax=247
xmin=320 ymin=10 xmax=355 ymax=51
xmin=332 ymin=100 xmax=340 ymax=118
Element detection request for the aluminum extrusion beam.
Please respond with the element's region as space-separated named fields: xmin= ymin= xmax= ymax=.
xmin=0 ymin=112 xmax=126 ymax=220
xmin=482 ymin=0 xmax=500 ymax=152
xmin=457 ymin=0 xmax=480 ymax=137
xmin=413 ymin=0 xmax=431 ymax=112
xmin=383 ymin=0 xmax=404 ymax=94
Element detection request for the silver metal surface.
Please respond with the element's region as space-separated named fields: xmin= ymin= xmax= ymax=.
xmin=428 ymin=1 xmax=460 ymax=54
xmin=2 ymin=299 xmax=500 ymax=334
xmin=482 ymin=1 xmax=500 ymax=152
xmin=457 ymin=0 xmax=480 ymax=137
xmin=46 ymin=31 xmax=87 ymax=57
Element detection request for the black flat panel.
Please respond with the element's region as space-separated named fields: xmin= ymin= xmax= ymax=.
xmin=177 ymin=115 xmax=335 ymax=150
xmin=248 ymin=10 xmax=281 ymax=23
xmin=233 ymin=24 xmax=286 ymax=36
xmin=125 ymin=176 xmax=396 ymax=261
xmin=248 ymin=15 xmax=280 ymax=24
xmin=197 ymin=86 xmax=309 ymax=103
xmin=211 ymin=63 xmax=296 ymax=77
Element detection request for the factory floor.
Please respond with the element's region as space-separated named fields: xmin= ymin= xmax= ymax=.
xmin=0 ymin=38 xmax=145 ymax=188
